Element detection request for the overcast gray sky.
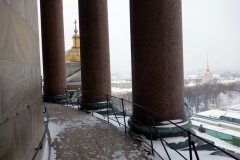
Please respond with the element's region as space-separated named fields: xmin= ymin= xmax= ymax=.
xmin=60 ymin=0 xmax=240 ymax=74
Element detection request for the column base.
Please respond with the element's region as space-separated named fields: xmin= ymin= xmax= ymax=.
xmin=42 ymin=94 xmax=67 ymax=102
xmin=128 ymin=118 xmax=192 ymax=139
xmin=80 ymin=101 xmax=114 ymax=110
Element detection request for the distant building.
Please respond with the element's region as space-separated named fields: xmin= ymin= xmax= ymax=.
xmin=209 ymin=104 xmax=228 ymax=111
xmin=65 ymin=20 xmax=81 ymax=89
xmin=202 ymin=56 xmax=213 ymax=83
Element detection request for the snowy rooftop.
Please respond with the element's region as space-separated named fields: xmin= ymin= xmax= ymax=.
xmin=220 ymin=80 xmax=237 ymax=84
xmin=224 ymin=111 xmax=240 ymax=119
xmin=195 ymin=109 xmax=226 ymax=119
xmin=192 ymin=120 xmax=240 ymax=138
xmin=229 ymin=104 xmax=240 ymax=110
xmin=191 ymin=116 xmax=240 ymax=130
xmin=193 ymin=129 xmax=240 ymax=154
xmin=195 ymin=109 xmax=240 ymax=120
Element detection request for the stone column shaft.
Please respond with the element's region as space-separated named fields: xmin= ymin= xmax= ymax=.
xmin=79 ymin=0 xmax=111 ymax=102
xmin=40 ymin=0 xmax=66 ymax=95
xmin=130 ymin=1 xmax=187 ymax=128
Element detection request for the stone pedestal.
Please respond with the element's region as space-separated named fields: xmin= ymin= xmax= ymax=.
xmin=129 ymin=0 xmax=190 ymax=137
xmin=79 ymin=0 xmax=111 ymax=105
xmin=40 ymin=0 xmax=66 ymax=97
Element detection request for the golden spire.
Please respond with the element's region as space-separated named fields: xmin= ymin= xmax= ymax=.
xmin=206 ymin=55 xmax=209 ymax=72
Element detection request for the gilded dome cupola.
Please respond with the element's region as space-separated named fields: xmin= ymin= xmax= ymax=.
xmin=65 ymin=20 xmax=80 ymax=62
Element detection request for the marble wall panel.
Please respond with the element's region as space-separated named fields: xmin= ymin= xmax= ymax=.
xmin=1 ymin=60 xmax=29 ymax=121
xmin=1 ymin=0 xmax=40 ymax=65
xmin=11 ymin=10 xmax=34 ymax=65
xmin=32 ymin=33 xmax=41 ymax=66
xmin=0 ymin=0 xmax=15 ymax=61
xmin=29 ymin=98 xmax=44 ymax=160
xmin=38 ymin=103 xmax=45 ymax=143
xmin=28 ymin=65 xmax=41 ymax=106
xmin=12 ymin=108 xmax=32 ymax=160
xmin=5 ymin=0 xmax=26 ymax=20
xmin=34 ymin=137 xmax=45 ymax=160
xmin=0 ymin=121 xmax=13 ymax=160
xmin=25 ymin=0 xmax=39 ymax=37
xmin=0 ymin=60 xmax=2 ymax=124
xmin=31 ymin=97 xmax=43 ymax=144
xmin=26 ymin=138 xmax=41 ymax=160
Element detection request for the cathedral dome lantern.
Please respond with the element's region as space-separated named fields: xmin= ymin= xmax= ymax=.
xmin=65 ymin=20 xmax=81 ymax=89
xmin=65 ymin=20 xmax=80 ymax=62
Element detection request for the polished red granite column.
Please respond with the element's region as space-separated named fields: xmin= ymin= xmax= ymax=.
xmin=129 ymin=1 xmax=189 ymax=135
xmin=40 ymin=0 xmax=66 ymax=96
xmin=79 ymin=0 xmax=111 ymax=102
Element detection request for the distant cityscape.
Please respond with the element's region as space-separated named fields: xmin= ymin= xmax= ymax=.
xmin=111 ymin=65 xmax=240 ymax=113
xmin=111 ymin=70 xmax=240 ymax=89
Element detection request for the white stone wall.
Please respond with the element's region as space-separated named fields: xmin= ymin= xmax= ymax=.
xmin=0 ymin=0 xmax=44 ymax=159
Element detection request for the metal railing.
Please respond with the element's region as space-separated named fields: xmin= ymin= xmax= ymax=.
xmin=32 ymin=103 xmax=50 ymax=160
xmin=42 ymin=87 xmax=239 ymax=160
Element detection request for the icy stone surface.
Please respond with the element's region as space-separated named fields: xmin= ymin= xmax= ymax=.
xmin=42 ymin=103 xmax=149 ymax=160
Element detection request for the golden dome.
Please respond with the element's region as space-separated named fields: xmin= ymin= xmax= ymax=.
xmin=65 ymin=48 xmax=80 ymax=62
xmin=65 ymin=20 xmax=80 ymax=62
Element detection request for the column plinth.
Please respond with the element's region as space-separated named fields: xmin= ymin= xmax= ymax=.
xmin=129 ymin=0 xmax=190 ymax=137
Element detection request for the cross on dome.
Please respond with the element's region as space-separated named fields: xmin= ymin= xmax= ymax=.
xmin=74 ymin=20 xmax=78 ymax=34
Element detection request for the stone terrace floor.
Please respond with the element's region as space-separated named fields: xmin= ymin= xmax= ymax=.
xmin=42 ymin=103 xmax=150 ymax=160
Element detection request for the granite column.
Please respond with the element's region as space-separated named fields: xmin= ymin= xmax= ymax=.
xmin=129 ymin=0 xmax=190 ymax=137
xmin=79 ymin=0 xmax=111 ymax=105
xmin=40 ymin=0 xmax=67 ymax=97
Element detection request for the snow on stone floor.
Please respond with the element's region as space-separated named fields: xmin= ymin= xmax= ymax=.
xmin=42 ymin=103 xmax=150 ymax=160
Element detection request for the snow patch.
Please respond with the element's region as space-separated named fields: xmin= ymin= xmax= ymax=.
xmin=112 ymin=150 xmax=127 ymax=159
xmin=156 ymin=120 xmax=189 ymax=128
xmin=48 ymin=121 xmax=67 ymax=140
xmin=161 ymin=119 xmax=183 ymax=124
